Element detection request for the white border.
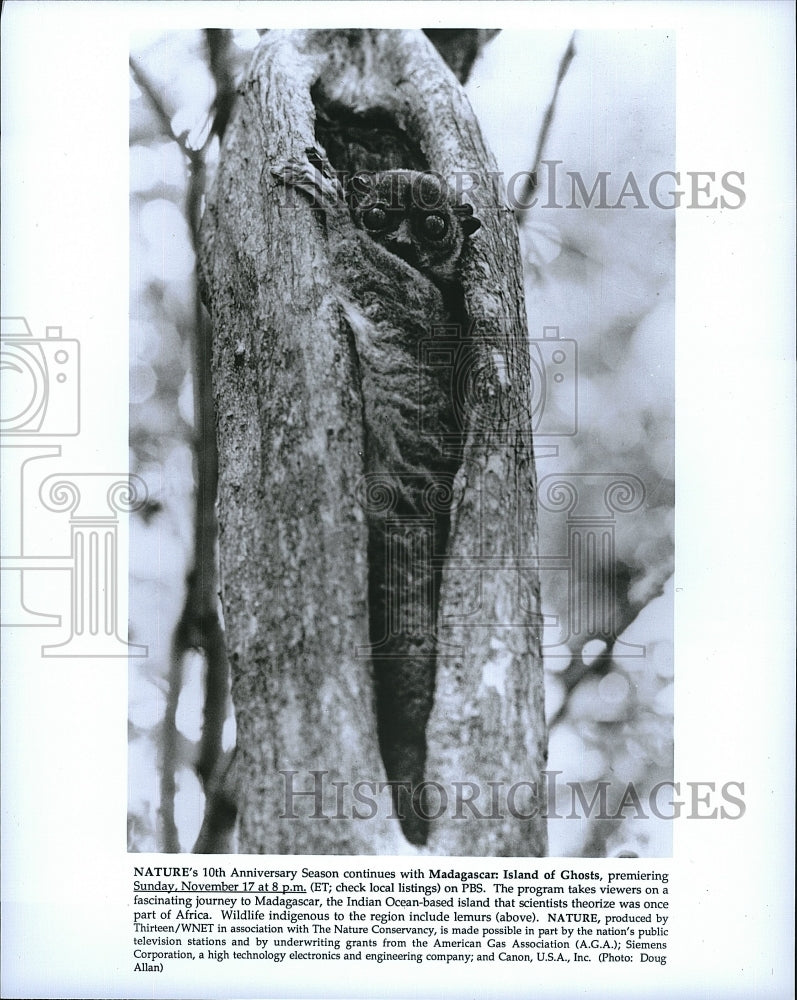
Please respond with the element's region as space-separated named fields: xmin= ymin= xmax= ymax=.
xmin=2 ymin=2 xmax=794 ymax=997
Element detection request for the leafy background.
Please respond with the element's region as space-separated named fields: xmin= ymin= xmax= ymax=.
xmin=128 ymin=29 xmax=674 ymax=856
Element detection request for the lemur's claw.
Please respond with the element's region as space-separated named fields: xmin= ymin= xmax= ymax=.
xmin=272 ymin=149 xmax=343 ymax=205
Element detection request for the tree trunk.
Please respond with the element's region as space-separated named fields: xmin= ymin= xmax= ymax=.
xmin=199 ymin=28 xmax=547 ymax=856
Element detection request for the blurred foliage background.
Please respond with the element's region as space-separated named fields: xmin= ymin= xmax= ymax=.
xmin=128 ymin=29 xmax=674 ymax=857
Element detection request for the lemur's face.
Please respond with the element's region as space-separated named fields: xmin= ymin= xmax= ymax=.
xmin=349 ymin=171 xmax=480 ymax=284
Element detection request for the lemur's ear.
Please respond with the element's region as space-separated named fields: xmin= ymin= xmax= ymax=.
xmin=454 ymin=202 xmax=481 ymax=236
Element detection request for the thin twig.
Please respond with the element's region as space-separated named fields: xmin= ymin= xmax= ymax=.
xmin=129 ymin=55 xmax=202 ymax=165
xmin=515 ymin=33 xmax=577 ymax=218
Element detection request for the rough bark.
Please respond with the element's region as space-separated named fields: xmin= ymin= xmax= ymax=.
xmin=199 ymin=28 xmax=546 ymax=856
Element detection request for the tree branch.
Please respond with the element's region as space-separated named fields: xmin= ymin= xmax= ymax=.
xmin=200 ymin=29 xmax=546 ymax=856
xmin=514 ymin=32 xmax=577 ymax=219
xmin=423 ymin=28 xmax=500 ymax=84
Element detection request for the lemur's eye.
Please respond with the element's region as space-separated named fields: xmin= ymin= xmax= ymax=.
xmin=361 ymin=204 xmax=391 ymax=232
xmin=421 ymin=213 xmax=448 ymax=241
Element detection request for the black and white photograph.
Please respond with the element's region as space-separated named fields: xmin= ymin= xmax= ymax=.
xmin=1 ymin=2 xmax=793 ymax=998
xmin=128 ymin=27 xmax=676 ymax=860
